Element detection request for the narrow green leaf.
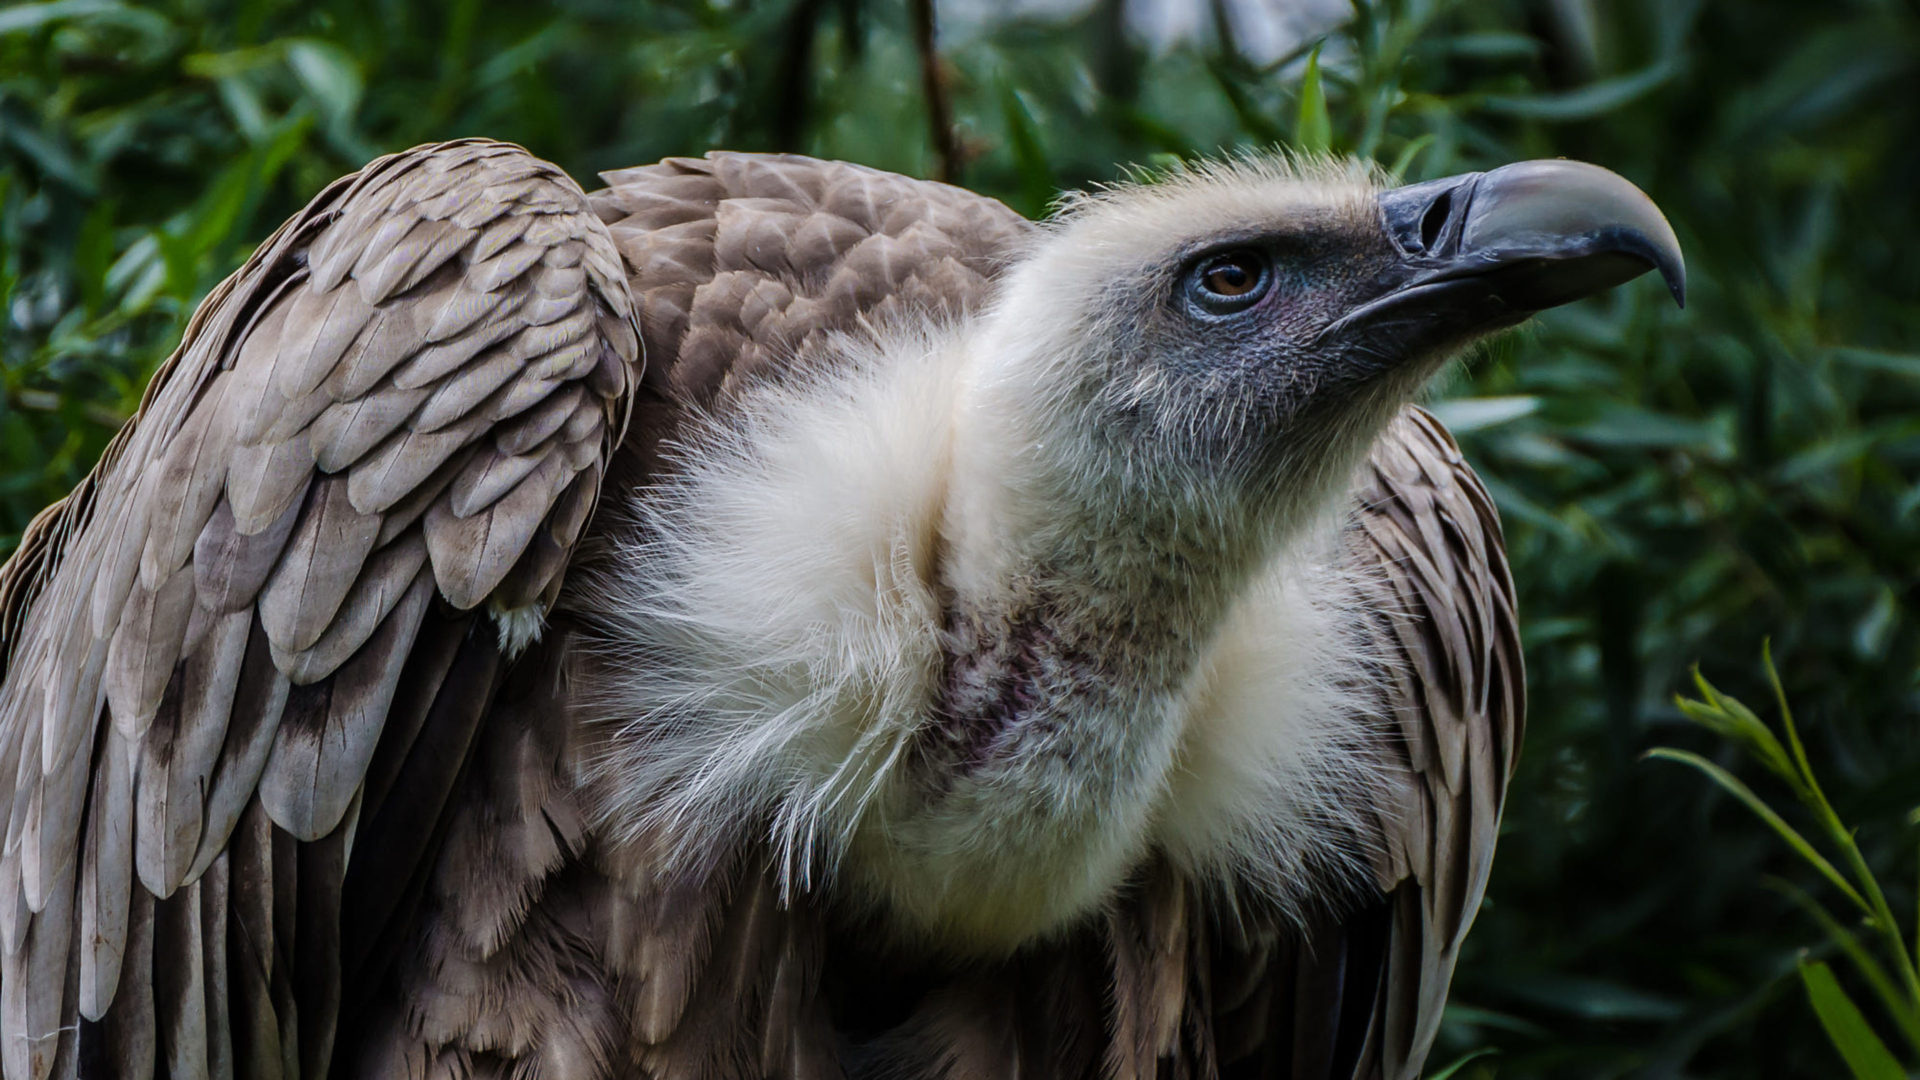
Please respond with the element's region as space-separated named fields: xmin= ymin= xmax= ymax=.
xmin=1765 ymin=641 xmax=1822 ymax=796
xmin=1440 ymin=1003 xmax=1550 ymax=1039
xmin=74 ymin=201 xmax=116 ymax=315
xmin=1207 ymin=58 xmax=1285 ymax=144
xmin=474 ymin=22 xmax=570 ymax=86
xmin=1427 ymin=1047 xmax=1498 ymax=1080
xmin=1770 ymin=878 xmax=1920 ymax=1059
xmin=183 ymin=154 xmax=257 ymax=263
xmin=1645 ymin=748 xmax=1871 ymax=915
xmin=1675 ymin=674 xmax=1798 ymax=785
xmin=182 ymin=43 xmax=286 ymax=80
xmin=1481 ymin=59 xmax=1677 ymax=121
xmin=996 ymin=82 xmax=1055 ymax=218
xmin=1426 ymin=395 xmax=1538 ymax=433
xmin=1760 ymin=643 xmax=1920 ymax=1002
xmin=0 ymin=0 xmax=162 ymax=36
xmin=107 ymin=233 xmax=164 ymax=313
xmin=1432 ymin=32 xmax=1542 ymax=61
xmin=285 ymin=39 xmax=364 ymax=128
xmin=424 ymin=0 xmax=483 ymax=131
xmin=257 ymin=113 xmax=316 ymax=185
xmin=1561 ymin=402 xmax=1729 ymax=454
xmin=216 ymin=75 xmax=271 ymax=142
xmin=1386 ymin=133 xmax=1436 ymax=181
xmin=1295 ymin=42 xmax=1331 ymax=153
xmin=1496 ymin=972 xmax=1685 ymax=1021
xmin=2 ymin=124 xmax=94 ymax=193
xmin=1832 ymin=347 xmax=1920 ymax=380
xmin=1799 ymin=959 xmax=1909 ymax=1080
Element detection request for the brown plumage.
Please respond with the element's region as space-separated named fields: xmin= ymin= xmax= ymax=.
xmin=0 ymin=140 xmax=1679 ymax=1080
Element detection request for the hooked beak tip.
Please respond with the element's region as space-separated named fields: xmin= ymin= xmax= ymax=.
xmin=1380 ymin=158 xmax=1686 ymax=315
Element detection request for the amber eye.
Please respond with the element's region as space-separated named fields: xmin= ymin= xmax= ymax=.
xmin=1203 ymin=257 xmax=1259 ymax=295
xmin=1185 ymin=249 xmax=1271 ymax=315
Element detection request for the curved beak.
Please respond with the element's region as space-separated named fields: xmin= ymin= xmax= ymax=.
xmin=1320 ymin=159 xmax=1684 ymax=347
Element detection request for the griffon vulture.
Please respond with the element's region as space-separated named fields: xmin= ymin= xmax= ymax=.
xmin=0 ymin=140 xmax=1681 ymax=1080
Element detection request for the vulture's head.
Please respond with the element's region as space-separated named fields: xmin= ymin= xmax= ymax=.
xmin=956 ymin=157 xmax=1682 ymax=548
xmin=590 ymin=155 xmax=1681 ymax=956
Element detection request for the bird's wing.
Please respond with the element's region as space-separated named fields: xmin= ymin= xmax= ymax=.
xmin=590 ymin=151 xmax=1031 ymax=409
xmin=1352 ymin=404 xmax=1524 ymax=1078
xmin=0 ymin=139 xmax=638 ymax=1080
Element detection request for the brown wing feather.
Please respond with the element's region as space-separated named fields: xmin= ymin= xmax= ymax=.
xmin=591 ymin=152 xmax=1029 ymax=409
xmin=1329 ymin=405 xmax=1525 ymax=1078
xmin=1356 ymin=405 xmax=1525 ymax=1075
xmin=0 ymin=139 xmax=638 ymax=1080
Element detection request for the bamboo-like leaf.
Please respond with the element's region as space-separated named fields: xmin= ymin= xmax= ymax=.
xmin=1427 ymin=1047 xmax=1498 ymax=1079
xmin=1387 ymin=133 xmax=1436 ymax=180
xmin=1799 ymin=958 xmax=1909 ymax=1080
xmin=996 ymin=81 xmax=1055 ymax=218
xmin=1681 ymin=668 xmax=1799 ymax=785
xmin=1756 ymin=643 xmax=1920 ymax=1003
xmin=285 ymin=38 xmax=364 ymax=128
xmin=1481 ymin=59 xmax=1679 ymax=121
xmin=1764 ymin=641 xmax=1827 ymax=805
xmin=1295 ymin=42 xmax=1332 ymax=153
xmin=1645 ymin=748 xmax=1870 ymax=915
xmin=0 ymin=0 xmax=170 ymax=40
xmin=1770 ymin=877 xmax=1920 ymax=1059
xmin=1207 ymin=57 xmax=1286 ymax=144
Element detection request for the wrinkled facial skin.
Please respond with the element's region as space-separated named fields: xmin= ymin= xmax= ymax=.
xmin=1072 ymin=160 xmax=1684 ymax=495
xmin=1077 ymin=210 xmax=1418 ymax=492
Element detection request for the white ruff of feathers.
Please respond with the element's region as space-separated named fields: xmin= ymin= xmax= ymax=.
xmin=579 ymin=156 xmax=1401 ymax=954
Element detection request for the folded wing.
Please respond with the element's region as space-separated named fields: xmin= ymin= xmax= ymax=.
xmin=0 ymin=139 xmax=638 ymax=1080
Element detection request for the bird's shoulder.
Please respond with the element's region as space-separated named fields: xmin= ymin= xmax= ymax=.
xmin=589 ymin=151 xmax=1032 ymax=410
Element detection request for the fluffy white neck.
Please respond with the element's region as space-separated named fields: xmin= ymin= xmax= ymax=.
xmin=579 ymin=321 xmax=1386 ymax=954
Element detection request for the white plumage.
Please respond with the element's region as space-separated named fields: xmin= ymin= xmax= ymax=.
xmin=582 ymin=312 xmax=1389 ymax=952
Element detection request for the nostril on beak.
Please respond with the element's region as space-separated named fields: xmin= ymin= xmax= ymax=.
xmin=1418 ymin=190 xmax=1453 ymax=253
xmin=1378 ymin=173 xmax=1478 ymax=258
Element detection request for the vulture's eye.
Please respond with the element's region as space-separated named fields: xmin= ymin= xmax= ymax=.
xmin=1185 ymin=250 xmax=1272 ymax=315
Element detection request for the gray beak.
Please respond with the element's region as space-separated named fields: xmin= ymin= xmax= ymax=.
xmin=1321 ymin=159 xmax=1685 ymax=347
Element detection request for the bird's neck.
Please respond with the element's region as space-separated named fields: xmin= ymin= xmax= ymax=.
xmin=931 ymin=383 xmax=1289 ymax=740
xmin=929 ymin=480 xmax=1263 ymax=763
xmin=847 ymin=393 xmax=1294 ymax=951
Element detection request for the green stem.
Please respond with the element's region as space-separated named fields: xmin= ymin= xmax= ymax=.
xmin=1772 ymin=877 xmax=1920 ymax=1058
xmin=1766 ymin=643 xmax=1920 ymax=1008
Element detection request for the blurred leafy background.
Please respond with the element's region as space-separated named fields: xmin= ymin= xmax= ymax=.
xmin=3 ymin=0 xmax=1919 ymax=1075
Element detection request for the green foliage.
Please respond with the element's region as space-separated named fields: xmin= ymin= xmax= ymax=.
xmin=1801 ymin=960 xmax=1906 ymax=1080
xmin=1654 ymin=653 xmax=1920 ymax=1078
xmin=1294 ymin=41 xmax=1331 ymax=153
xmin=4 ymin=0 xmax=1918 ymax=1075
xmin=1429 ymin=1047 xmax=1501 ymax=1080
